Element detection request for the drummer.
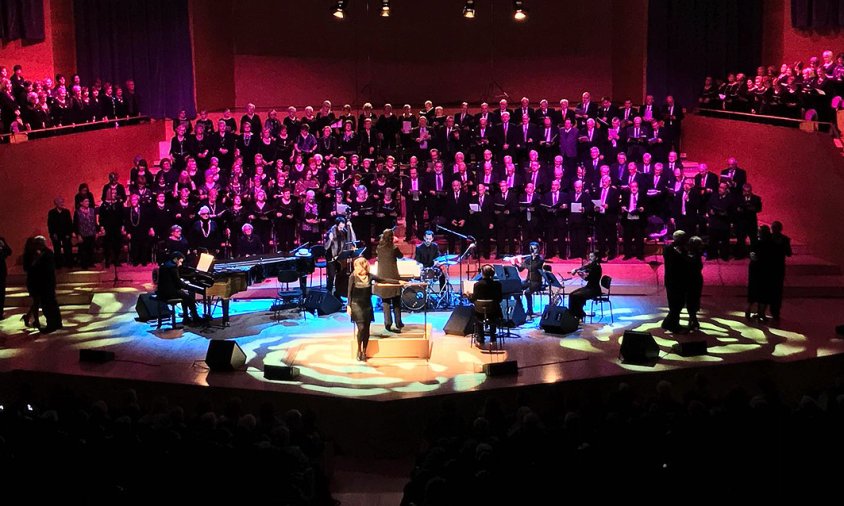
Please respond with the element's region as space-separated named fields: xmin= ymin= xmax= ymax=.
xmin=415 ymin=230 xmax=447 ymax=291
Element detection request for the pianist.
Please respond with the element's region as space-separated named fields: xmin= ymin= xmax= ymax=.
xmin=156 ymin=251 xmax=201 ymax=325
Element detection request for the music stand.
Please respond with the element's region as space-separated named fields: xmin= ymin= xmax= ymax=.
xmin=540 ymin=268 xmax=566 ymax=308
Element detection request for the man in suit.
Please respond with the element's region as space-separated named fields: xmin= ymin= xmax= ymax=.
xmin=454 ymin=102 xmax=474 ymax=130
xmin=515 ymin=242 xmax=544 ymax=317
xmin=516 ymin=97 xmax=535 ymax=123
xmin=475 ymin=102 xmax=492 ymax=126
xmin=472 ymin=117 xmax=493 ymax=160
xmin=661 ymin=230 xmax=689 ymax=333
xmin=542 ymin=179 xmax=570 ymax=258
xmin=662 ymin=95 xmax=684 ymax=152
xmin=436 ymin=115 xmax=462 ymax=161
xmin=500 ymin=162 xmax=523 ymax=195
xmin=493 ymin=180 xmax=518 ymax=257
xmin=639 ymin=95 xmax=660 ymax=122
xmin=412 ymin=116 xmax=434 ymax=160
xmin=610 ymin=151 xmax=629 ymax=186
xmin=470 ymin=183 xmax=495 ymax=258
xmin=534 ymin=99 xmax=554 ymax=125
xmin=576 ymin=91 xmax=598 ymax=126
xmin=720 ymin=156 xmax=747 ymax=196
xmin=475 ymin=152 xmax=499 ymax=189
xmin=515 ymin=113 xmax=539 ymax=162
xmin=490 ymin=99 xmax=510 ymax=126
xmin=402 ymin=166 xmax=426 ymax=241
xmin=537 ymin=115 xmax=559 ymax=163
xmin=620 ymin=161 xmax=646 ymax=192
xmin=604 ymin=116 xmax=625 ymax=161
xmin=471 ymin=264 xmax=503 ymax=346
xmin=556 ymin=99 xmax=577 ymax=127
xmin=647 ymin=119 xmax=668 ymax=163
xmin=597 ymin=96 xmax=618 ymax=127
xmin=578 ymin=118 xmax=603 ymax=162
xmin=594 ymin=176 xmax=621 ymax=259
xmin=621 ymin=181 xmax=648 ymax=260
xmin=707 ymin=182 xmax=735 ymax=261
xmin=665 ymin=150 xmax=683 ymax=175
xmin=494 ymin=111 xmax=517 ymax=159
xmin=568 ymin=180 xmax=594 ymax=259
xmin=646 ymin=163 xmax=672 ymax=220
xmin=694 ymin=162 xmax=719 ymax=209
xmin=625 ymin=116 xmax=649 ymax=162
xmin=425 ymin=160 xmax=449 ymax=225
xmin=734 ymin=183 xmax=762 ymax=259
xmin=618 ymin=99 xmax=636 ymax=128
xmin=444 ymin=180 xmax=470 ymax=253
xmin=670 ymin=179 xmax=700 ymax=237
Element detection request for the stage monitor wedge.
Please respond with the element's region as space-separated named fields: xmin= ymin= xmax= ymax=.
xmin=206 ymin=340 xmax=247 ymax=372
xmin=620 ymin=330 xmax=660 ymax=365
xmin=540 ymin=306 xmax=579 ymax=334
xmin=264 ymin=364 xmax=300 ymax=381
xmin=482 ymin=360 xmax=519 ymax=376
xmin=444 ymin=305 xmax=475 ymax=336
xmin=303 ymin=289 xmax=342 ymax=316
xmin=135 ymin=293 xmax=170 ymax=322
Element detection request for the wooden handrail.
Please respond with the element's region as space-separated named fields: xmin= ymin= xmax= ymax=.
xmin=0 ymin=115 xmax=152 ymax=141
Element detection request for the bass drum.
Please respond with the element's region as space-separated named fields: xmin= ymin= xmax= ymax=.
xmin=401 ymin=284 xmax=427 ymax=311
xmin=422 ymin=266 xmax=445 ymax=293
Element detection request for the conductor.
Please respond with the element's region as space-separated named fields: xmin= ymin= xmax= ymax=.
xmin=373 ymin=229 xmax=404 ymax=332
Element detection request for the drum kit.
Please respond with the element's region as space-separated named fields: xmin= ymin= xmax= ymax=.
xmin=399 ymin=254 xmax=462 ymax=311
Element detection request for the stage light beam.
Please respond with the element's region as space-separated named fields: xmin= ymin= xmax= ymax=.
xmin=331 ymin=0 xmax=347 ymax=19
xmin=462 ymin=0 xmax=476 ymax=18
xmin=379 ymin=0 xmax=391 ymax=17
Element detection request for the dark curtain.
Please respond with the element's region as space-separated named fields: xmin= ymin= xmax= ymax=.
xmin=74 ymin=0 xmax=195 ymax=119
xmin=0 ymin=0 xmax=45 ymax=41
xmin=792 ymin=0 xmax=844 ymax=28
xmin=647 ymin=0 xmax=763 ymax=110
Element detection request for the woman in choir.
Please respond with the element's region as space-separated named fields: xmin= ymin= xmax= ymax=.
xmin=274 ymin=187 xmax=298 ymax=252
xmin=300 ymin=190 xmax=322 ymax=246
xmin=350 ymin=184 xmax=374 ymax=258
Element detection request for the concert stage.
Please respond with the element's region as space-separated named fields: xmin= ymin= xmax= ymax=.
xmin=2 ymin=261 xmax=843 ymax=399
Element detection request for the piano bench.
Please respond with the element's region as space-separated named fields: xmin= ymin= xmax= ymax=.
xmin=156 ymin=298 xmax=184 ymax=330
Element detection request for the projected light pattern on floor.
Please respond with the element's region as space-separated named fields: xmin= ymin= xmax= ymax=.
xmin=0 ymin=287 xmax=833 ymax=401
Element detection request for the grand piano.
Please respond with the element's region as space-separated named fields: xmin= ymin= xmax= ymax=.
xmin=181 ymin=251 xmax=315 ymax=325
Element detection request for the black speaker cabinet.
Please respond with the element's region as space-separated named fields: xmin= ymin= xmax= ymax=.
xmin=482 ymin=360 xmax=519 ymax=376
xmin=79 ymin=349 xmax=116 ymax=363
xmin=135 ymin=293 xmax=170 ymax=322
xmin=303 ymin=289 xmax=342 ymax=316
xmin=444 ymin=305 xmax=476 ymax=336
xmin=540 ymin=306 xmax=579 ymax=334
xmin=500 ymin=298 xmax=526 ymax=327
xmin=836 ymin=324 xmax=844 ymax=337
xmin=206 ymin=340 xmax=247 ymax=371
xmin=671 ymin=340 xmax=708 ymax=357
xmin=620 ymin=330 xmax=660 ymax=365
xmin=264 ymin=364 xmax=301 ymax=381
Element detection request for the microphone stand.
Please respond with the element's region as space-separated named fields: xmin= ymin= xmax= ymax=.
xmin=437 ymin=224 xmax=475 ymax=306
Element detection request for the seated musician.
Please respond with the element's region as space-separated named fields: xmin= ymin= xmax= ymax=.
xmin=568 ymin=251 xmax=603 ymax=321
xmin=415 ymin=230 xmax=446 ymax=290
xmin=156 ymin=251 xmax=200 ymax=325
xmin=470 ymin=264 xmax=503 ymax=346
xmin=237 ymin=223 xmax=263 ymax=256
xmin=513 ymin=241 xmax=544 ymax=318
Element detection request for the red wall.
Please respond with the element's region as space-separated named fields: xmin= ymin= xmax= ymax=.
xmin=226 ymin=0 xmax=619 ymax=109
xmin=683 ymin=114 xmax=844 ymax=268
xmin=0 ymin=121 xmax=165 ymax=258
xmin=763 ymin=0 xmax=844 ymax=66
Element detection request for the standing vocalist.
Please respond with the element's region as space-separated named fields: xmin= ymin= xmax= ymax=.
xmin=373 ymin=229 xmax=404 ymax=332
xmin=347 ymin=257 xmax=403 ymax=361
xmin=513 ymin=241 xmax=545 ymax=318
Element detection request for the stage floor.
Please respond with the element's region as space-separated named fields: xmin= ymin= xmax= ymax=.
xmin=2 ymin=279 xmax=843 ymax=402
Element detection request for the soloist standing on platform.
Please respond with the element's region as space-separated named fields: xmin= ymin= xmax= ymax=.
xmin=662 ymin=230 xmax=689 ymax=333
xmin=347 ymin=257 xmax=403 ymax=361
xmin=373 ymin=229 xmax=404 ymax=332
xmin=568 ymin=251 xmax=602 ymax=321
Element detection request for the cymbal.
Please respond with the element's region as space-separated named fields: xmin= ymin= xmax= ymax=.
xmin=434 ymin=254 xmax=458 ymax=263
xmin=437 ymin=260 xmax=458 ymax=266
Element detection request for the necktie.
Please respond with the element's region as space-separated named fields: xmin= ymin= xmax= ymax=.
xmin=504 ymin=124 xmax=508 ymax=138
xmin=524 ymin=125 xmax=528 ymax=141
xmin=635 ymin=128 xmax=639 ymax=138
xmin=552 ymin=192 xmax=557 ymax=206
xmin=437 ymin=174 xmax=442 ymax=191
xmin=480 ymin=196 xmax=484 ymax=207
xmin=508 ymin=175 xmax=514 ymax=187
xmin=546 ymin=128 xmax=551 ymax=141
xmin=601 ymin=188 xmax=607 ymax=205
xmin=682 ymin=192 xmax=687 ymax=215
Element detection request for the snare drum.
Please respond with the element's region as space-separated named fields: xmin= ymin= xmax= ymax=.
xmin=422 ymin=266 xmax=445 ymax=293
xmin=401 ymin=284 xmax=427 ymax=311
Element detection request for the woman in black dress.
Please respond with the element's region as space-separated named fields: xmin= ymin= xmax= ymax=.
xmin=347 ymin=257 xmax=403 ymax=361
xmin=686 ymin=236 xmax=705 ymax=330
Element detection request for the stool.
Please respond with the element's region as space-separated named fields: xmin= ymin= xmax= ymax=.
xmin=156 ymin=297 xmax=183 ymax=329
xmin=472 ymin=299 xmax=503 ymax=350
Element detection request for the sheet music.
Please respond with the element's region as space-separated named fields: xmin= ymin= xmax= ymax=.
xmin=571 ymin=203 xmax=583 ymax=213
xmin=469 ymin=203 xmax=480 ymax=212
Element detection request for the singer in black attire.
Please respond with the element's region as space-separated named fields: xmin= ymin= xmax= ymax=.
xmin=568 ymin=252 xmax=602 ymax=320
xmin=348 ymin=257 xmax=401 ymax=361
xmin=156 ymin=251 xmax=200 ymax=325
xmin=516 ymin=242 xmax=545 ymax=317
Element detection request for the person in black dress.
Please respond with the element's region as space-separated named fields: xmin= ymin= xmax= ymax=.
xmin=156 ymin=251 xmax=200 ymax=326
xmin=347 ymin=257 xmax=403 ymax=361
xmin=685 ymin=236 xmax=704 ymax=330
xmin=568 ymin=251 xmax=602 ymax=321
xmin=373 ymin=229 xmax=404 ymax=332
xmin=661 ymin=230 xmax=689 ymax=332
xmin=470 ymin=264 xmax=503 ymax=346
xmin=0 ymin=236 xmax=10 ymax=320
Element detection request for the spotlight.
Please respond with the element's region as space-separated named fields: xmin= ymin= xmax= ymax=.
xmin=513 ymin=0 xmax=528 ymax=21
xmin=379 ymin=0 xmax=391 ymax=17
xmin=331 ymin=0 xmax=347 ymax=19
xmin=462 ymin=0 xmax=476 ymax=19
